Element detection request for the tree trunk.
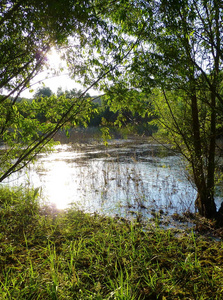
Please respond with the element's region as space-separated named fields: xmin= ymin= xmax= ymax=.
xmin=191 ymin=91 xmax=217 ymax=218
xmin=204 ymin=90 xmax=217 ymax=218
xmin=195 ymin=189 xmax=216 ymax=219
xmin=197 ymin=0 xmax=221 ymax=220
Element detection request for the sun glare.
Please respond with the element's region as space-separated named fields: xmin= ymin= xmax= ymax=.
xmin=21 ymin=46 xmax=92 ymax=98
xmin=46 ymin=47 xmax=65 ymax=70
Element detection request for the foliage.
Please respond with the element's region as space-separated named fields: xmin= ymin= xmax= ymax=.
xmin=1 ymin=187 xmax=223 ymax=299
xmin=0 ymin=0 xmax=96 ymax=100
xmin=1 ymin=0 xmax=223 ymax=219
xmin=88 ymin=93 xmax=155 ymax=134
xmin=0 ymin=94 xmax=95 ymax=182
xmin=0 ymin=0 xmax=103 ymax=181
xmin=69 ymin=0 xmax=223 ymax=218
xmin=34 ymin=87 xmax=53 ymax=99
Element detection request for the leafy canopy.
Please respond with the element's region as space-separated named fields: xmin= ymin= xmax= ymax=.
xmin=69 ymin=0 xmax=223 ymax=217
xmin=0 ymin=0 xmax=102 ymax=181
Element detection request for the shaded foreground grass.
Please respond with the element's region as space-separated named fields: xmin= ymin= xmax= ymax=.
xmin=0 ymin=187 xmax=223 ymax=299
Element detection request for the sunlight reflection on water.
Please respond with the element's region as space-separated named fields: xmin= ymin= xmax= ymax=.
xmin=3 ymin=140 xmax=216 ymax=218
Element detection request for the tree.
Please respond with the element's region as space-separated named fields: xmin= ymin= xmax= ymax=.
xmin=1 ymin=0 xmax=222 ymax=221
xmin=0 ymin=0 xmax=97 ymax=101
xmin=0 ymin=0 xmax=103 ymax=182
xmin=126 ymin=0 xmax=223 ymax=219
xmin=70 ymin=0 xmax=223 ymax=219
xmin=145 ymin=0 xmax=223 ymax=219
xmin=34 ymin=87 xmax=53 ymax=99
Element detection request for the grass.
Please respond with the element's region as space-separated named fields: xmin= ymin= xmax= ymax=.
xmin=0 ymin=186 xmax=223 ymax=299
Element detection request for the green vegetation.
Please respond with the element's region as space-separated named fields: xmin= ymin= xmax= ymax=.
xmin=0 ymin=92 xmax=94 ymax=182
xmin=72 ymin=0 xmax=223 ymax=219
xmin=29 ymin=86 xmax=155 ymax=135
xmin=1 ymin=187 xmax=223 ymax=299
xmin=1 ymin=0 xmax=223 ymax=220
xmin=0 ymin=0 xmax=104 ymax=182
xmin=1 ymin=3 xmax=223 ymax=297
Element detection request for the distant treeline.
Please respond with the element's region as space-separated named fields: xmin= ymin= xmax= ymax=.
xmin=13 ymin=86 xmax=157 ymax=136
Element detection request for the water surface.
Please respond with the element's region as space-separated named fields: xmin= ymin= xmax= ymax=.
xmin=3 ymin=139 xmax=202 ymax=219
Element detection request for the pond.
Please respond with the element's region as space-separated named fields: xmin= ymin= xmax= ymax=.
xmin=2 ymin=138 xmax=208 ymax=220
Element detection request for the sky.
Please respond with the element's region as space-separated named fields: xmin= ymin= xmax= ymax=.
xmin=20 ymin=72 xmax=84 ymax=98
xmin=20 ymin=48 xmax=99 ymax=98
